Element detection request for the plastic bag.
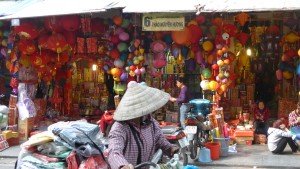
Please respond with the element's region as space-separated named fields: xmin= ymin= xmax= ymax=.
xmin=0 ymin=105 xmax=8 ymax=129
xmin=17 ymin=83 xmax=36 ymax=120
xmin=228 ymin=143 xmax=237 ymax=153
xmin=78 ymin=155 xmax=108 ymax=169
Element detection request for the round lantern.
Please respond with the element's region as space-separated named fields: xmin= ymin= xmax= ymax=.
xmin=38 ymin=34 xmax=49 ymax=50
xmin=61 ymin=15 xmax=80 ymax=31
xmin=236 ymin=32 xmax=250 ymax=45
xmin=119 ymin=32 xmax=129 ymax=41
xmin=117 ymin=43 xmax=128 ymax=53
xmin=187 ymin=25 xmax=203 ymax=44
xmin=14 ymin=20 xmax=39 ymax=40
xmin=111 ymin=68 xmax=122 ymax=77
xmin=195 ymin=15 xmax=205 ymax=25
xmin=111 ymin=34 xmax=120 ymax=44
xmin=202 ymin=41 xmax=213 ymax=52
xmin=47 ymin=33 xmax=67 ymax=54
xmin=283 ymin=71 xmax=293 ymax=80
xmin=18 ymin=39 xmax=37 ymax=55
xmin=113 ymin=15 xmax=123 ymax=26
xmin=222 ymin=24 xmax=237 ymax=37
xmin=201 ymin=68 xmax=212 ymax=79
xmin=234 ymin=12 xmax=250 ymax=26
xmin=114 ymin=59 xmax=124 ymax=68
xmin=109 ymin=48 xmax=120 ymax=59
xmin=200 ymin=80 xmax=210 ymax=90
xmin=209 ymin=80 xmax=218 ymax=91
xmin=171 ymin=27 xmax=191 ymax=45
xmin=44 ymin=16 xmax=64 ymax=32
xmin=30 ymin=51 xmax=51 ymax=67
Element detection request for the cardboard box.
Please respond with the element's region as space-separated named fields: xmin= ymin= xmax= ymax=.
xmin=9 ymin=94 xmax=18 ymax=108
xmin=8 ymin=107 xmax=18 ymax=126
xmin=18 ymin=117 xmax=34 ymax=142
xmin=234 ymin=129 xmax=254 ymax=137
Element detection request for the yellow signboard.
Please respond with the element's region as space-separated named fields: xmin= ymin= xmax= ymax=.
xmin=142 ymin=14 xmax=185 ymax=31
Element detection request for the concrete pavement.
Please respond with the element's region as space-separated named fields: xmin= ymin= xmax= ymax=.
xmin=0 ymin=144 xmax=300 ymax=168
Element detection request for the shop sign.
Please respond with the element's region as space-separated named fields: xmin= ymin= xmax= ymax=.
xmin=142 ymin=13 xmax=185 ymax=31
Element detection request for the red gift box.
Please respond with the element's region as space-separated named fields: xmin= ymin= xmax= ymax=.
xmin=0 ymin=140 xmax=9 ymax=152
xmin=7 ymin=137 xmax=19 ymax=146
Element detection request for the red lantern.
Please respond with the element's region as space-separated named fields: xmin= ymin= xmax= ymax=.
xmin=113 ymin=15 xmax=123 ymax=26
xmin=44 ymin=16 xmax=64 ymax=33
xmin=61 ymin=15 xmax=80 ymax=32
xmin=236 ymin=32 xmax=250 ymax=46
xmin=63 ymin=31 xmax=76 ymax=46
xmin=187 ymin=25 xmax=203 ymax=44
xmin=47 ymin=33 xmax=68 ymax=54
xmin=18 ymin=39 xmax=37 ymax=55
xmin=109 ymin=48 xmax=120 ymax=59
xmin=30 ymin=50 xmax=52 ymax=67
xmin=223 ymin=24 xmax=237 ymax=37
xmin=38 ymin=34 xmax=49 ymax=50
xmin=111 ymin=34 xmax=120 ymax=44
xmin=14 ymin=20 xmax=38 ymax=40
xmin=91 ymin=18 xmax=107 ymax=34
xmin=266 ymin=25 xmax=280 ymax=35
xmin=194 ymin=15 xmax=205 ymax=25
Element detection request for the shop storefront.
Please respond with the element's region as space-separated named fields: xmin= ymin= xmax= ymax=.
xmin=0 ymin=0 xmax=299 ymax=168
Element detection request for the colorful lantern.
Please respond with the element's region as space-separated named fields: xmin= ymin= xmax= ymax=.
xmin=236 ymin=32 xmax=250 ymax=45
xmin=222 ymin=24 xmax=237 ymax=37
xmin=202 ymin=68 xmax=212 ymax=79
xmin=202 ymin=41 xmax=214 ymax=52
xmin=194 ymin=15 xmax=205 ymax=25
xmin=187 ymin=25 xmax=203 ymax=44
xmin=234 ymin=12 xmax=250 ymax=26
xmin=44 ymin=16 xmax=64 ymax=33
xmin=14 ymin=20 xmax=39 ymax=40
xmin=18 ymin=39 xmax=37 ymax=55
xmin=171 ymin=27 xmax=191 ymax=45
xmin=47 ymin=33 xmax=68 ymax=54
xmin=111 ymin=68 xmax=122 ymax=77
xmin=200 ymin=80 xmax=210 ymax=90
xmin=209 ymin=80 xmax=218 ymax=91
xmin=113 ymin=15 xmax=123 ymax=26
xmin=61 ymin=15 xmax=80 ymax=31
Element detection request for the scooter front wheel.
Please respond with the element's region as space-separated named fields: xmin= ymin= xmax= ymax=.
xmin=179 ymin=148 xmax=188 ymax=166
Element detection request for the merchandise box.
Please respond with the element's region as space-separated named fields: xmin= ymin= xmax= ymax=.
xmin=0 ymin=140 xmax=9 ymax=152
xmin=18 ymin=117 xmax=34 ymax=142
xmin=234 ymin=129 xmax=254 ymax=137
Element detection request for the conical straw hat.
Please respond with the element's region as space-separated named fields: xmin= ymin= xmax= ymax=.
xmin=113 ymin=83 xmax=170 ymax=121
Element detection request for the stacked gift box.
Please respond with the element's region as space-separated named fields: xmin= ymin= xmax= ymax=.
xmin=0 ymin=132 xmax=9 ymax=151
xmin=234 ymin=129 xmax=254 ymax=145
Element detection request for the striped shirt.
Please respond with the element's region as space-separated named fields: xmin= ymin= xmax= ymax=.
xmin=107 ymin=117 xmax=173 ymax=169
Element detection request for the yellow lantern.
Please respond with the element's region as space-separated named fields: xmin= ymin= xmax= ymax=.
xmin=202 ymin=41 xmax=214 ymax=52
xmin=209 ymin=80 xmax=218 ymax=91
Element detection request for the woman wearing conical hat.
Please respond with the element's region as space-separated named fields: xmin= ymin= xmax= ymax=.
xmin=107 ymin=82 xmax=179 ymax=169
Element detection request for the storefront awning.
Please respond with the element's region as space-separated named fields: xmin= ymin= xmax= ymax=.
xmin=121 ymin=0 xmax=300 ymax=13
xmin=198 ymin=0 xmax=300 ymax=13
xmin=0 ymin=0 xmax=124 ymax=20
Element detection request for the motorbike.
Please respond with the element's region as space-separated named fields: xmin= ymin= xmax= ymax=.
xmin=160 ymin=125 xmax=190 ymax=166
xmin=184 ymin=99 xmax=211 ymax=160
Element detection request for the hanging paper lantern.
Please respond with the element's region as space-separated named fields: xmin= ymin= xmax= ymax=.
xmin=18 ymin=39 xmax=37 ymax=55
xmin=153 ymin=59 xmax=167 ymax=69
xmin=171 ymin=47 xmax=180 ymax=58
xmin=188 ymin=25 xmax=203 ymax=44
xmin=91 ymin=18 xmax=107 ymax=34
xmin=117 ymin=43 xmax=128 ymax=53
xmin=121 ymin=19 xmax=130 ymax=28
xmin=207 ymin=54 xmax=217 ymax=64
xmin=266 ymin=25 xmax=280 ymax=35
xmin=109 ymin=48 xmax=120 ymax=59
xmin=209 ymin=25 xmax=217 ymax=39
xmin=282 ymin=71 xmax=293 ymax=80
xmin=202 ymin=41 xmax=214 ymax=52
xmin=200 ymin=80 xmax=210 ymax=90
xmin=202 ymin=68 xmax=212 ymax=79
xmin=236 ymin=32 xmax=250 ymax=46
xmin=120 ymin=72 xmax=128 ymax=81
xmin=44 ymin=16 xmax=64 ymax=33
xmin=119 ymin=32 xmax=129 ymax=41
xmin=38 ymin=34 xmax=49 ymax=50
xmin=222 ymin=24 xmax=237 ymax=37
xmin=14 ymin=20 xmax=39 ymax=40
xmin=111 ymin=68 xmax=122 ymax=77
xmin=113 ymin=15 xmax=123 ymax=26
xmin=234 ymin=12 xmax=250 ymax=26
xmin=111 ymin=34 xmax=120 ymax=44
xmin=47 ymin=33 xmax=68 ymax=54
xmin=61 ymin=15 xmax=80 ymax=31
xmin=194 ymin=15 xmax=205 ymax=25
xmin=209 ymin=80 xmax=218 ymax=91
xmin=30 ymin=51 xmax=51 ymax=67
xmin=211 ymin=17 xmax=223 ymax=27
xmin=181 ymin=46 xmax=189 ymax=59
xmin=64 ymin=30 xmax=76 ymax=46
xmin=114 ymin=59 xmax=124 ymax=68
xmin=171 ymin=27 xmax=191 ymax=45
xmin=285 ymin=33 xmax=300 ymax=43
